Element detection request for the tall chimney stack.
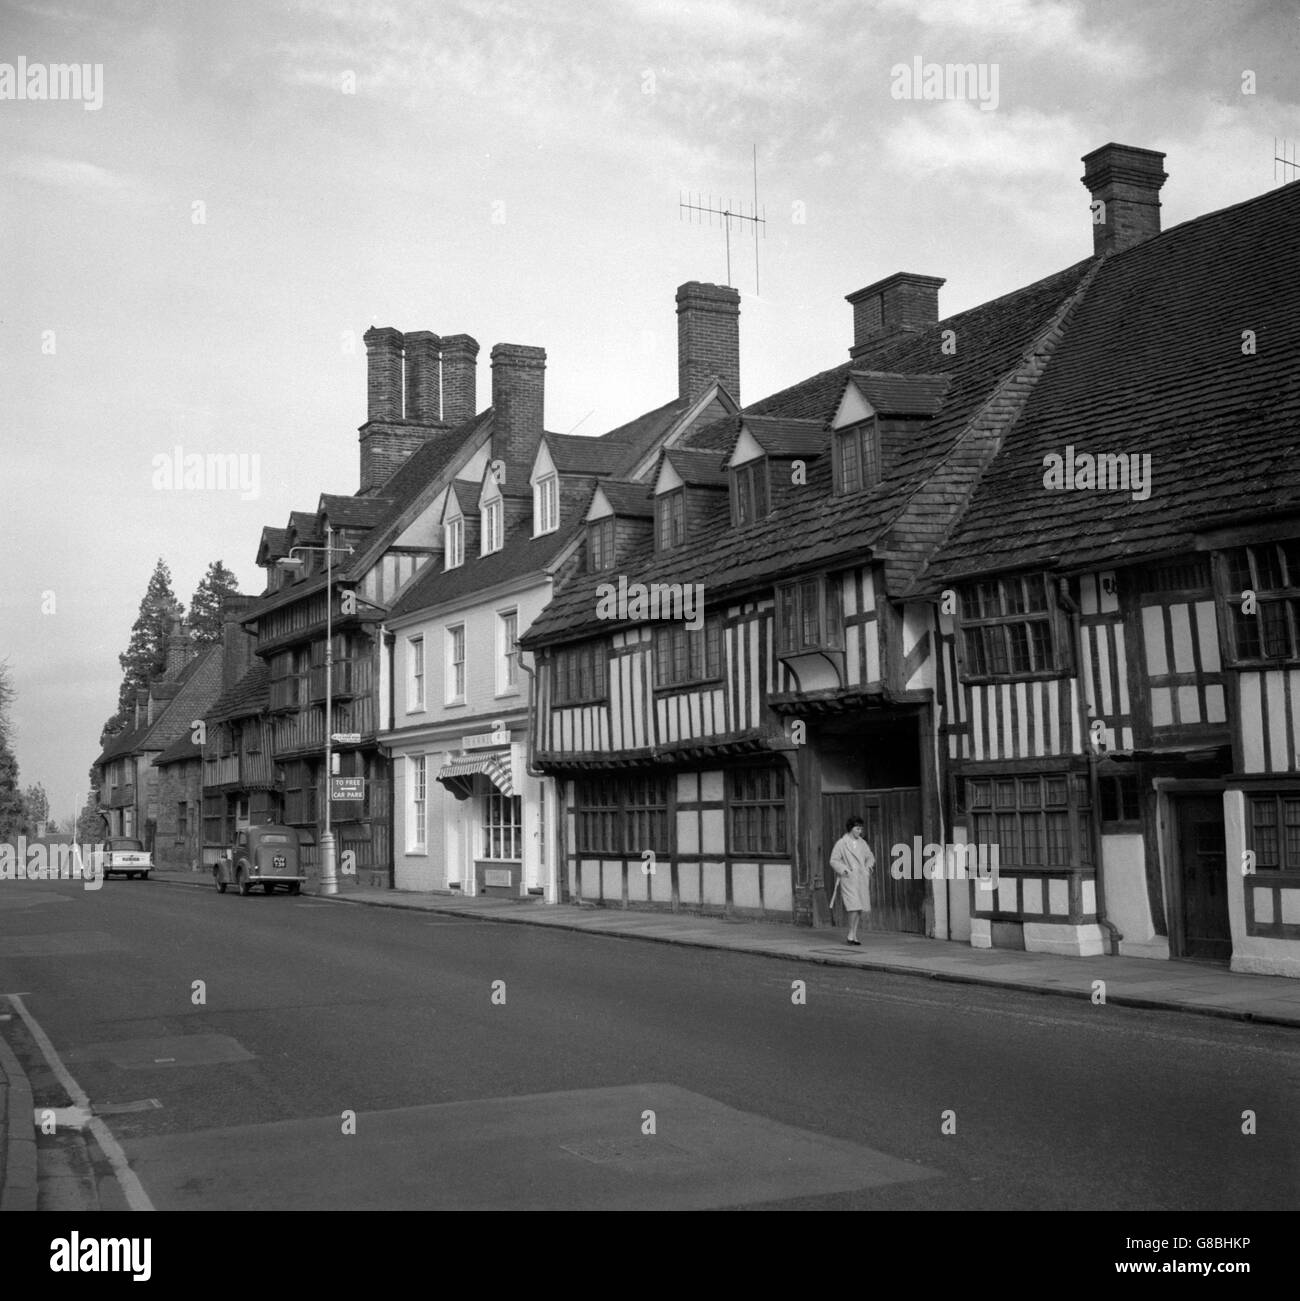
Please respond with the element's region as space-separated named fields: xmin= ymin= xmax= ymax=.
xmin=490 ymin=344 xmax=546 ymax=473
xmin=845 ymin=272 xmax=945 ymax=359
xmin=403 ymin=331 xmax=440 ymax=422
xmin=676 ymin=281 xmax=740 ymax=404
xmin=363 ymin=326 xmax=404 ymax=421
xmin=220 ymin=596 xmax=254 ymax=691
xmin=440 ymin=335 xmax=480 ymax=426
xmin=1081 ymin=143 xmax=1167 ymax=256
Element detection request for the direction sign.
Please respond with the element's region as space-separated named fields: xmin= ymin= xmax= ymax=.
xmin=332 ymin=733 xmax=362 ymax=745
xmin=330 ymin=777 xmax=365 ymax=801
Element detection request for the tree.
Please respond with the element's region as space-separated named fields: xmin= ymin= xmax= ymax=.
xmin=74 ymin=790 xmax=107 ymax=844
xmin=188 ymin=561 xmax=241 ymax=645
xmin=100 ymin=559 xmax=183 ymax=746
xmin=22 ymin=782 xmax=50 ymax=834
xmin=0 ymin=662 xmax=23 ymax=841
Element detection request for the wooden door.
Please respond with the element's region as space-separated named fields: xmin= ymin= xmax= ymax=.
xmin=822 ymin=788 xmax=925 ymax=933
xmin=1174 ymin=795 xmax=1230 ymax=961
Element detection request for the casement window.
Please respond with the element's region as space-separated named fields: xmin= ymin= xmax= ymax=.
xmin=732 ymin=460 xmax=770 ymax=526
xmin=653 ymin=617 xmax=723 ymax=688
xmin=535 ymin=474 xmax=559 ymax=535
xmin=1221 ymin=539 xmax=1300 ymax=663
xmin=481 ymin=499 xmax=503 ymax=556
xmin=656 ymin=490 xmax=686 ymax=551
xmin=588 ymin=517 xmax=616 ymax=571
xmin=410 ymin=755 xmax=427 ymax=849
xmin=575 ymin=776 xmax=668 ymax=854
xmin=1099 ymin=774 xmax=1142 ymax=827
xmin=409 ymin=635 xmax=425 ymax=710
xmin=446 ymin=624 xmax=466 ymax=702
xmin=552 ymin=641 xmax=608 ymax=704
xmin=729 ymin=767 xmax=788 ymax=855
xmin=966 ymin=773 xmax=1091 ymax=867
xmin=498 ymin=609 xmax=519 ymax=693
xmin=833 ymin=422 xmax=880 ymax=494
xmin=481 ymin=791 xmax=523 ymax=860
xmin=960 ymin=573 xmax=1069 ymax=679
xmin=445 ymin=516 xmax=464 ymax=569
xmin=1246 ymin=793 xmax=1300 ymax=873
xmin=775 ymin=575 xmax=843 ymax=656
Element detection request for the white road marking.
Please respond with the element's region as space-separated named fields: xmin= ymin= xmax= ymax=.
xmin=6 ymin=993 xmax=156 ymax=1211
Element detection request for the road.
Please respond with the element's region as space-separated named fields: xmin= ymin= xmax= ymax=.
xmin=1 ymin=874 xmax=1297 ymax=1210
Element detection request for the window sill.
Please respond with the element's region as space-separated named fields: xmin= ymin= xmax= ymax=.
xmin=653 ymin=677 xmax=724 ymax=694
xmin=960 ymin=670 xmax=1069 ymax=684
xmin=444 ymin=699 xmax=467 ymax=709
xmin=494 ymin=688 xmax=522 ymax=700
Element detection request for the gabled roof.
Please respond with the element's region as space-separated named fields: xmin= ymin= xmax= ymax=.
xmin=848 ymin=371 xmax=951 ymax=417
xmin=662 ymin=447 xmax=729 ymax=488
xmin=318 ymin=494 xmax=394 ymax=528
xmin=738 ymin=415 xmax=828 ymax=458
xmin=94 ymin=648 xmax=223 ymax=765
xmin=915 ymin=179 xmax=1300 ymax=589
xmin=256 ymin=527 xmax=289 ymax=565
xmin=522 ymin=256 xmax=1097 ymax=648
xmin=542 ymin=434 xmax=628 ymax=477
xmin=287 ymin=511 xmax=322 ymax=544
xmin=388 ymin=518 xmax=582 ymax=619
xmin=599 ymin=396 xmax=693 ymax=469
xmin=592 ymin=480 xmax=655 ymax=518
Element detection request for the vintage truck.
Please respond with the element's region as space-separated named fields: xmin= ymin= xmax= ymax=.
xmin=102 ymin=837 xmax=152 ymax=880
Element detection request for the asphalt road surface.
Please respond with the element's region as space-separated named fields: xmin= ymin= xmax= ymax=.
xmin=2 ymin=875 xmax=1297 ymax=1211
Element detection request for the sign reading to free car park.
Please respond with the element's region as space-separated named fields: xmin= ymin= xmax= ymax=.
xmin=330 ymin=777 xmax=365 ymax=800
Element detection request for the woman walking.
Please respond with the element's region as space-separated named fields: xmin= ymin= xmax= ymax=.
xmin=830 ymin=815 xmax=875 ymax=945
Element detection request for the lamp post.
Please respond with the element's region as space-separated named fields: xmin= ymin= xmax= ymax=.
xmin=276 ymin=524 xmax=353 ymax=896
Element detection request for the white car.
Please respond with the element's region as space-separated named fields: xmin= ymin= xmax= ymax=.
xmin=102 ymin=837 xmax=152 ymax=880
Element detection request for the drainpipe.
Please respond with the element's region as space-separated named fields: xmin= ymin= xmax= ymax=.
xmin=1058 ymin=579 xmax=1124 ymax=957
xmin=517 ymin=646 xmax=557 ymax=902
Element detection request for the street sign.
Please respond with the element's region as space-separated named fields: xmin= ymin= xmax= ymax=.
xmin=331 ymin=777 xmax=365 ymax=800
xmin=332 ymin=733 xmax=362 ymax=745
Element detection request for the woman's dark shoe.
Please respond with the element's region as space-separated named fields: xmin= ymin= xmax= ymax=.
xmin=847 ymin=937 xmax=861 ymax=945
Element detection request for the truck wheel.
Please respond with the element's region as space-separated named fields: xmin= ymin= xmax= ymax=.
xmin=237 ymin=868 xmax=250 ymax=897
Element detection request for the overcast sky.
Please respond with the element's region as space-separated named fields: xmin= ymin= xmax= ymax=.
xmin=2 ymin=0 xmax=1297 ymax=822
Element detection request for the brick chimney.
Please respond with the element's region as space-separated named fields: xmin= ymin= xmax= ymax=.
xmin=403 ymin=330 xmax=440 ymax=422
xmin=490 ymin=344 xmax=546 ymax=474
xmin=1081 ymin=143 xmax=1167 ymax=256
xmin=165 ymin=619 xmax=195 ymax=677
xmin=134 ymin=687 xmax=149 ymax=729
xmin=677 ymin=282 xmax=740 ymax=404
xmin=845 ymin=273 xmax=945 ymax=359
xmin=363 ymin=326 xmax=404 ymax=421
xmin=220 ymin=596 xmax=254 ymax=692
xmin=440 ymin=334 xmax=480 ymax=426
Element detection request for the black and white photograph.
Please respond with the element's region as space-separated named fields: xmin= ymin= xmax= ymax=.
xmin=0 ymin=0 xmax=1297 ymax=1260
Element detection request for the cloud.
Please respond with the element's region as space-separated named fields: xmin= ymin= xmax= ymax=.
xmin=4 ymin=153 xmax=140 ymax=195
xmin=881 ymin=101 xmax=1078 ymax=178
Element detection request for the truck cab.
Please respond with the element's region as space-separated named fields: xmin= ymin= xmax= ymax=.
xmin=213 ymin=824 xmax=306 ymax=896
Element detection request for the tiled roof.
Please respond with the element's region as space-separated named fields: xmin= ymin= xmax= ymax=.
xmin=257 ymin=527 xmax=289 ymax=562
xmin=851 ymin=371 xmax=951 ymax=416
xmin=544 ymin=434 xmax=627 ymax=476
xmin=522 ymin=257 xmax=1096 ymax=647
xmin=155 ymin=731 xmax=202 ymax=766
xmin=915 ymin=179 xmax=1300 ymax=589
xmin=739 ymin=415 xmax=828 ymax=458
xmin=287 ymin=511 xmax=322 ymax=543
xmin=388 ymin=519 xmax=580 ymax=619
xmin=593 ymin=480 xmax=655 ymax=518
xmin=207 ymin=663 xmax=270 ymax=722
xmin=600 ymin=396 xmax=692 ymax=471
xmin=93 ymin=648 xmax=223 ymax=764
xmin=664 ymin=447 xmax=730 ymax=487
xmin=319 ymin=494 xmax=394 ymax=528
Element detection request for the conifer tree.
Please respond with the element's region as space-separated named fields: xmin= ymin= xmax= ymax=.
xmin=0 ymin=662 xmax=23 ymax=840
xmin=99 ymin=559 xmax=183 ymax=746
xmin=188 ymin=561 xmax=241 ymax=645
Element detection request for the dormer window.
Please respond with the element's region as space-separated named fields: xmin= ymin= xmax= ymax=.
xmin=732 ymin=459 xmax=769 ymax=526
xmin=535 ymin=473 xmax=559 ymax=535
xmin=834 ymin=422 xmax=880 ymax=494
xmin=445 ymin=515 xmax=464 ymax=569
xmin=656 ymin=490 xmax=685 ymax=551
xmin=482 ymin=499 xmax=503 ymax=555
xmin=589 ymin=517 xmax=616 ymax=571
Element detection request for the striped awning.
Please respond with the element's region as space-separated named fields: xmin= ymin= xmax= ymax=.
xmin=436 ymin=751 xmax=515 ymax=800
